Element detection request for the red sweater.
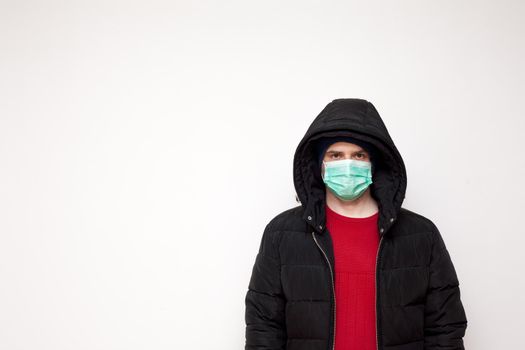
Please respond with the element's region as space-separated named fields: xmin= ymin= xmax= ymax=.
xmin=325 ymin=204 xmax=380 ymax=350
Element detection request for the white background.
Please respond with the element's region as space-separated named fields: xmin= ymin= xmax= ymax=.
xmin=1 ymin=1 xmax=523 ymax=349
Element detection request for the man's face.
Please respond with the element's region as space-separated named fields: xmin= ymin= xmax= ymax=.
xmin=321 ymin=142 xmax=371 ymax=178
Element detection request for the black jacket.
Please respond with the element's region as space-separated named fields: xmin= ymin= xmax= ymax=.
xmin=244 ymin=98 xmax=468 ymax=350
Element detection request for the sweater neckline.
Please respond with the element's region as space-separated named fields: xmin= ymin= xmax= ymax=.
xmin=326 ymin=204 xmax=379 ymax=223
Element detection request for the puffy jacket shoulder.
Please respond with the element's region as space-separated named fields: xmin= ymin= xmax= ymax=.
xmin=397 ymin=207 xmax=438 ymax=233
xmin=268 ymin=205 xmax=307 ymax=232
xmin=397 ymin=207 xmax=454 ymax=252
xmin=259 ymin=205 xmax=307 ymax=256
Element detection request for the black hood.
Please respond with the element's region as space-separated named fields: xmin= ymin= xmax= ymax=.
xmin=293 ymin=98 xmax=407 ymax=237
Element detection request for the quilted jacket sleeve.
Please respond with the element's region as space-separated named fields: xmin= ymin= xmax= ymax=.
xmin=244 ymin=223 xmax=286 ymax=350
xmin=424 ymin=223 xmax=468 ymax=350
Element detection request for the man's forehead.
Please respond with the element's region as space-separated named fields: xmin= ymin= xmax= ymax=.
xmin=326 ymin=143 xmax=366 ymax=152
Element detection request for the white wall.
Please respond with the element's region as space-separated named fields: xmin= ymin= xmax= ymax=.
xmin=1 ymin=1 xmax=523 ymax=349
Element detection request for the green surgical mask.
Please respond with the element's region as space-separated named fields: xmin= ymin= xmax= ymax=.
xmin=322 ymin=158 xmax=373 ymax=201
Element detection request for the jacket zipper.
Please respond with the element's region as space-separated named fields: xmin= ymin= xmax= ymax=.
xmin=312 ymin=231 xmax=336 ymax=350
xmin=375 ymin=236 xmax=384 ymax=350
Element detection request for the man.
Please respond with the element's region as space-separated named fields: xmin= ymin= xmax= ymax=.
xmin=244 ymin=98 xmax=468 ymax=350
